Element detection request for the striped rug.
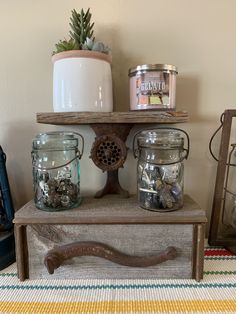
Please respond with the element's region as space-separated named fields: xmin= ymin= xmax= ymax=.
xmin=0 ymin=246 xmax=235 ymax=313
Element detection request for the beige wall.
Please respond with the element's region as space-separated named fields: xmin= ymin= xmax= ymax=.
xmin=1 ymin=0 xmax=236 ymax=232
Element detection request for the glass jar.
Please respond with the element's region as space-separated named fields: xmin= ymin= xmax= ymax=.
xmin=133 ymin=128 xmax=189 ymax=212
xmin=31 ymin=131 xmax=84 ymax=211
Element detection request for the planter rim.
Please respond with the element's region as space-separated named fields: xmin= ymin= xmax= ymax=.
xmin=52 ymin=50 xmax=112 ymax=64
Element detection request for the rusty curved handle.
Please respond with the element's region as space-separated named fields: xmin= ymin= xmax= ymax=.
xmin=44 ymin=241 xmax=177 ymax=274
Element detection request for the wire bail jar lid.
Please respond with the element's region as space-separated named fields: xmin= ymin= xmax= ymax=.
xmin=32 ymin=131 xmax=84 ymax=159
xmin=133 ymin=127 xmax=190 ymax=165
xmin=137 ymin=129 xmax=184 ymax=149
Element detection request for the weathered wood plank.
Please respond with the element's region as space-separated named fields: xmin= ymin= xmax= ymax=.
xmin=27 ymin=224 xmax=193 ymax=280
xmin=14 ymin=195 xmax=207 ymax=225
xmin=194 ymin=223 xmax=205 ymax=281
xmin=36 ymin=111 xmax=189 ymax=125
xmin=14 ymin=225 xmax=28 ymax=281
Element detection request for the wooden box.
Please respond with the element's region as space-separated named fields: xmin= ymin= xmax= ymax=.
xmin=13 ymin=195 xmax=207 ymax=281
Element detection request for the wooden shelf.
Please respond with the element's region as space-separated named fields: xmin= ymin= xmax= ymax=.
xmin=14 ymin=194 xmax=206 ymax=281
xmin=36 ymin=111 xmax=189 ymax=125
xmin=13 ymin=195 xmax=206 ymax=225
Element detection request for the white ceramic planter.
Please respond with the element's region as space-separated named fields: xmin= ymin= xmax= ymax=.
xmin=52 ymin=50 xmax=113 ymax=112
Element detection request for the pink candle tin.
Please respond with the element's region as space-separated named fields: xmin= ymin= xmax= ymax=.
xmin=129 ymin=64 xmax=178 ymax=111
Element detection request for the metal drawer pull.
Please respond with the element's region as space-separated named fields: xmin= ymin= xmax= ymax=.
xmin=44 ymin=241 xmax=177 ymax=274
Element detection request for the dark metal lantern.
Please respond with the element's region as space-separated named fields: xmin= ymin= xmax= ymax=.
xmin=0 ymin=146 xmax=16 ymax=270
xmin=209 ymin=109 xmax=236 ymax=253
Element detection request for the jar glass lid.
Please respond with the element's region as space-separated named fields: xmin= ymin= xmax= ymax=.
xmin=137 ymin=129 xmax=184 ymax=149
xmin=32 ymin=132 xmax=78 ymax=150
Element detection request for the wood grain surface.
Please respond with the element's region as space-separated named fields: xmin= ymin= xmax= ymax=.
xmin=36 ymin=111 xmax=189 ymax=125
xmin=14 ymin=195 xmax=207 ymax=225
xmin=27 ymin=223 xmax=193 ymax=280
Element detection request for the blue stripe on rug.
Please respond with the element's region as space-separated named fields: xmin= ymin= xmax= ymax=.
xmin=0 ymin=283 xmax=235 ymax=290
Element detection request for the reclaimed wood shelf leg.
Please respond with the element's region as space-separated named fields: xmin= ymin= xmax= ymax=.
xmin=192 ymin=223 xmax=205 ymax=282
xmin=14 ymin=224 xmax=29 ymax=281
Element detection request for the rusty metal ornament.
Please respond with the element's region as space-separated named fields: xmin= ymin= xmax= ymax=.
xmin=44 ymin=241 xmax=177 ymax=274
xmin=90 ymin=134 xmax=127 ymax=172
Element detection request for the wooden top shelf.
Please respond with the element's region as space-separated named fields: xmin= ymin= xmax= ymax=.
xmin=36 ymin=111 xmax=189 ymax=125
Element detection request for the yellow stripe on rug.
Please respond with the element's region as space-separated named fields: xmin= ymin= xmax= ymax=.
xmin=1 ymin=300 xmax=236 ymax=313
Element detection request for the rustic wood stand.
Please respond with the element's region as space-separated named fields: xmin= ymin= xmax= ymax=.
xmin=14 ymin=195 xmax=206 ymax=281
xmin=13 ymin=111 xmax=207 ymax=281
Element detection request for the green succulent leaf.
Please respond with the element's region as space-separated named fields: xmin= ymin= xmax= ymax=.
xmin=92 ymin=41 xmax=110 ymax=54
xmin=81 ymin=37 xmax=110 ymax=54
xmin=69 ymin=8 xmax=95 ymax=48
xmin=52 ymin=38 xmax=79 ymax=55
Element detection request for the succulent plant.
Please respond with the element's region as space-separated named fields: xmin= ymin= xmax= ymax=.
xmin=82 ymin=37 xmax=110 ymax=54
xmin=69 ymin=8 xmax=94 ymax=49
xmin=52 ymin=38 xmax=79 ymax=55
xmin=53 ymin=8 xmax=110 ymax=55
